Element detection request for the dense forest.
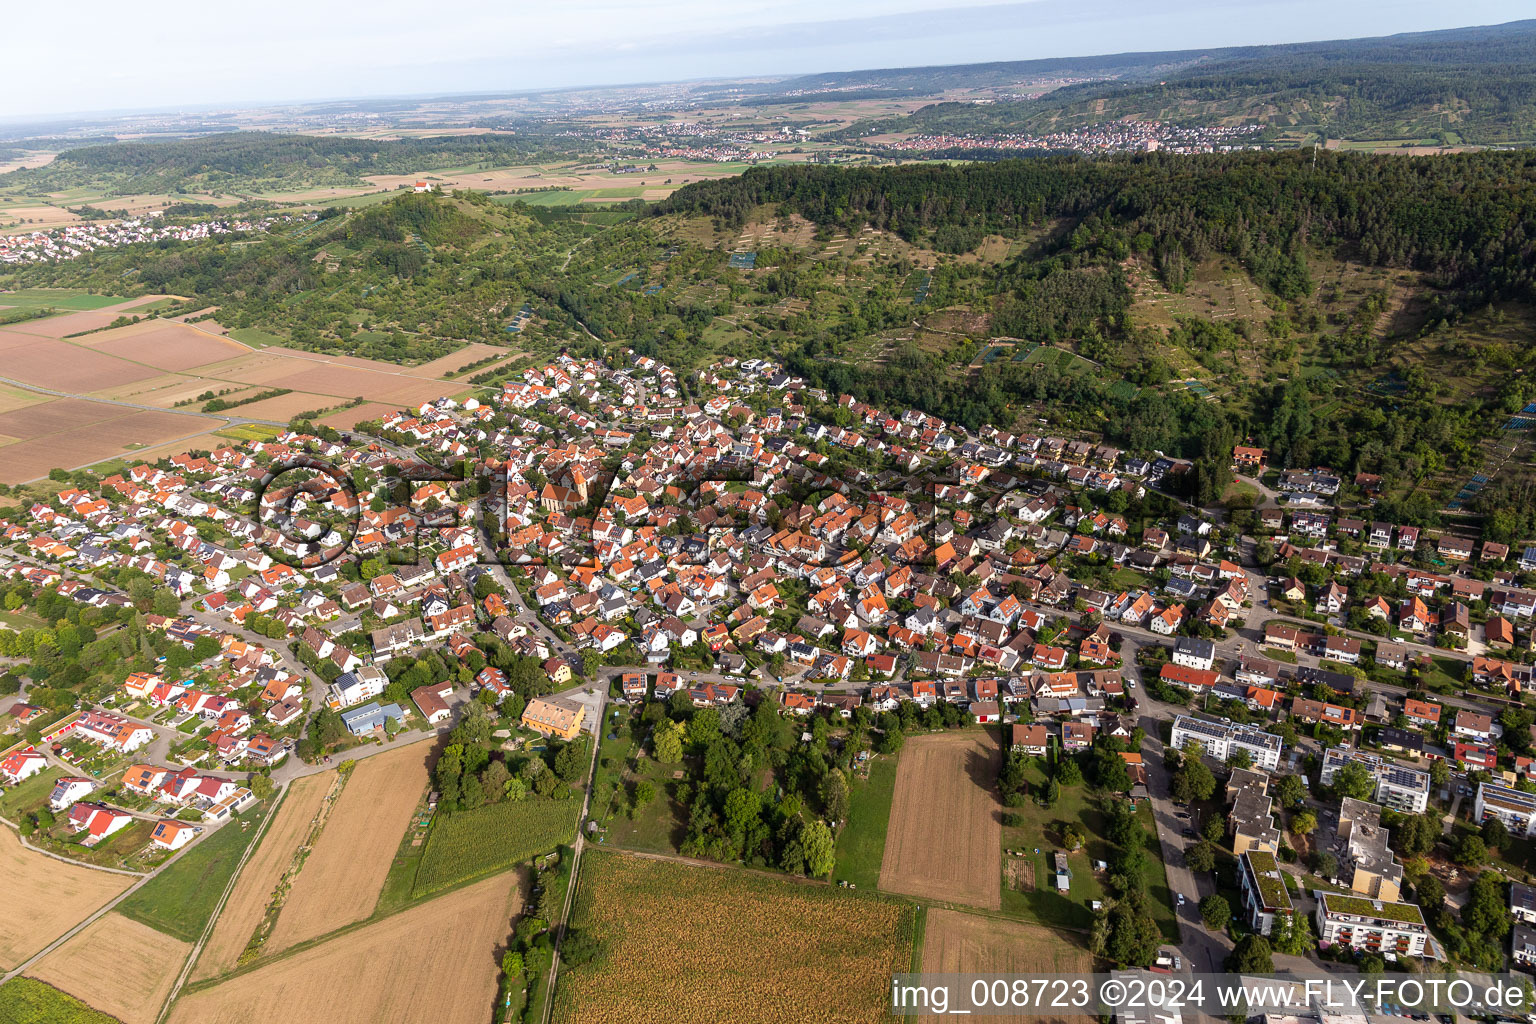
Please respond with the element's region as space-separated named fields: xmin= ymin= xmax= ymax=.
xmin=655 ymin=152 xmax=1536 ymax=306
xmin=836 ymin=19 xmax=1536 ymax=144
xmin=0 ymin=131 xmax=582 ymax=195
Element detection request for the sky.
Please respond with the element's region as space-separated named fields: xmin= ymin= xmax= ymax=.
xmin=7 ymin=0 xmax=1534 ymax=120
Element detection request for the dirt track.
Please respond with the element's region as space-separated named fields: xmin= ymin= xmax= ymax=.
xmin=878 ymin=731 xmax=1002 ymax=909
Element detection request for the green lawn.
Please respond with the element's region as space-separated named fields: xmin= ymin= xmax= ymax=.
xmin=589 ymin=710 xmax=686 ymax=855
xmin=0 ymin=978 xmax=118 ymax=1024
xmin=0 ymin=766 xmax=64 ymax=822
xmin=116 ymin=800 xmax=271 ymax=942
xmin=998 ymin=765 xmax=1177 ymax=940
xmin=227 ymin=326 xmax=286 ymax=348
xmin=834 ymin=752 xmax=898 ymax=888
xmin=0 ymin=288 xmax=122 ymax=312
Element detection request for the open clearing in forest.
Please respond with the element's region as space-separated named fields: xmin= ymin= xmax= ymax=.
xmin=554 ymin=850 xmax=912 ymax=1024
xmin=193 ymin=775 xmax=333 ymax=981
xmin=878 ymin=731 xmax=1002 ymax=909
xmin=917 ymin=909 xmax=1091 ymax=1024
xmin=168 ymin=871 xmax=522 ymax=1024
xmin=26 ymin=912 xmax=191 ymax=1024
xmin=0 ymin=826 xmax=132 ymax=970
xmin=264 ymin=744 xmax=430 ymax=953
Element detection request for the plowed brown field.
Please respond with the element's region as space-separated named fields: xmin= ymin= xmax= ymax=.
xmin=878 ymin=731 xmax=1002 ymax=909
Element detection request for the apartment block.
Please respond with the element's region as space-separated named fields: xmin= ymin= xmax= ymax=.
xmin=1239 ymin=850 xmax=1294 ymax=936
xmin=1319 ymin=747 xmax=1430 ymax=813
xmin=1314 ymin=893 xmax=1432 ymax=959
xmin=1170 ymin=715 xmax=1283 ymax=771
xmin=1475 ymin=781 xmax=1536 ymax=839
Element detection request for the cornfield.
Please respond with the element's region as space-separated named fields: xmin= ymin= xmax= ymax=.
xmin=554 ymin=850 xmax=914 ymax=1024
xmin=412 ymin=798 xmax=579 ymax=896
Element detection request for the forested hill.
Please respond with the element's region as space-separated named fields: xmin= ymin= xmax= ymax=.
xmin=760 ymin=19 xmax=1536 ymax=101
xmin=0 ymin=131 xmax=577 ymax=195
xmin=654 ymin=152 xmax=1536 ymax=305
xmin=835 ymin=19 xmax=1536 ymax=145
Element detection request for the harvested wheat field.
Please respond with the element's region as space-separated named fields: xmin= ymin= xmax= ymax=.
xmin=27 ymin=911 xmax=191 ymax=1024
xmin=318 ymin=400 xmax=401 ymax=429
xmin=265 ymin=743 xmax=430 ymax=952
xmin=0 ymin=826 xmax=133 ymax=969
xmin=0 ymin=404 xmax=213 ymax=484
xmin=917 ymin=909 xmax=1090 ymax=1024
xmin=412 ymin=342 xmax=511 ymax=378
xmin=879 ymin=731 xmax=1002 ymax=909
xmin=193 ymin=775 xmax=334 ymax=981
xmin=218 ymin=391 xmax=344 ymax=422
xmin=81 ymin=321 xmax=247 ymax=371
xmin=4 ymin=296 xmax=175 ymax=338
xmin=168 ymin=871 xmax=522 ymax=1024
xmin=0 ymin=337 xmax=161 ymax=392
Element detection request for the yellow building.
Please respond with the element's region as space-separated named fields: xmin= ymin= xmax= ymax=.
xmin=522 ymin=696 xmax=585 ymax=740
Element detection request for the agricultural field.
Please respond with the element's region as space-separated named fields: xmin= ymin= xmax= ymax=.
xmin=25 ymin=912 xmax=191 ymax=1024
xmin=168 ymin=871 xmax=523 ymax=1024
xmin=554 ymin=851 xmax=914 ymax=1024
xmin=116 ymin=801 xmax=272 ymax=944
xmin=412 ymin=795 xmax=581 ymax=896
xmin=0 ymin=300 xmax=501 ymax=482
xmin=265 ymin=744 xmax=430 ymax=952
xmin=0 ymin=978 xmax=119 ymax=1024
xmin=0 ymin=288 xmax=122 ymax=313
xmin=916 ymin=909 xmax=1093 ymax=1024
xmin=0 ymin=826 xmax=132 ymax=970
xmin=192 ymin=774 xmax=333 ymax=980
xmin=878 ymin=731 xmax=1003 ymax=909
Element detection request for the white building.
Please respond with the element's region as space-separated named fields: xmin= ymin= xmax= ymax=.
xmin=331 ymin=665 xmax=387 ymax=708
xmin=1238 ymin=850 xmax=1293 ymax=936
xmin=1171 ymin=636 xmax=1216 ymax=671
xmin=1314 ymin=892 xmax=1432 ymax=959
xmin=1170 ymin=715 xmax=1283 ymax=771
xmin=1475 ymin=781 xmax=1536 ymax=838
xmin=1319 ymin=747 xmax=1430 ymax=814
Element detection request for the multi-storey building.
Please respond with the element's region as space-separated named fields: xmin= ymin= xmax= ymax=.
xmin=1475 ymin=781 xmax=1536 ymax=838
xmin=1314 ymin=893 xmax=1432 ymax=958
xmin=1319 ymin=747 xmax=1430 ymax=813
xmin=1239 ymin=850 xmax=1293 ymax=936
xmin=1170 ymin=715 xmax=1283 ymax=771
